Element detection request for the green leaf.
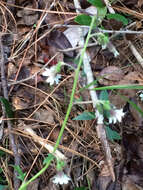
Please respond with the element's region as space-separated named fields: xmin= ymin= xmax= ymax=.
xmin=73 ymin=111 xmax=96 ymax=120
xmin=43 ymin=153 xmax=55 ymax=165
xmin=12 ymin=165 xmax=26 ymax=182
xmin=88 ymin=0 xmax=105 ymax=8
xmin=0 ymin=185 xmax=7 ymax=190
xmin=56 ymin=160 xmax=65 ymax=171
xmin=102 ymin=101 xmax=111 ymax=111
xmin=99 ymin=90 xmax=109 ymax=100
xmin=105 ymin=126 xmax=121 ymax=141
xmin=94 ymin=84 xmax=143 ymax=91
xmin=96 ymin=103 xmax=103 ymax=114
xmin=0 ymin=150 xmax=5 ymax=157
xmin=0 ymin=97 xmax=14 ymax=118
xmin=75 ymin=14 xmax=93 ymax=26
xmin=106 ymin=13 xmax=128 ymax=25
xmin=97 ymin=33 xmax=109 ymax=48
xmin=56 ymin=62 xmax=63 ymax=73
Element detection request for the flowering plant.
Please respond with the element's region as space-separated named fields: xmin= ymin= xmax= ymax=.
xmin=42 ymin=66 xmax=61 ymax=86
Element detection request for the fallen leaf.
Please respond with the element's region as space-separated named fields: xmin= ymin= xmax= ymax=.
xmin=8 ymin=62 xmax=17 ymax=78
xmin=16 ymin=2 xmax=39 ymax=26
xmin=34 ymin=109 xmax=55 ymax=125
xmin=47 ymin=30 xmax=74 ymax=57
xmin=98 ymin=66 xmax=124 ymax=86
xmin=122 ymin=178 xmax=142 ymax=190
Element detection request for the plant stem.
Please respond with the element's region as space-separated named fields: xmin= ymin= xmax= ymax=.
xmin=53 ymin=15 xmax=97 ymax=151
xmin=19 ymin=14 xmax=96 ymax=190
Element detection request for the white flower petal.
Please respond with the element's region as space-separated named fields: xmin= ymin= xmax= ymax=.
xmin=46 ymin=77 xmax=55 ymax=85
xmin=42 ymin=66 xmax=61 ymax=85
xmin=52 ymin=172 xmax=71 ymax=185
xmin=109 ymin=108 xmax=125 ymax=124
xmin=42 ymin=68 xmax=51 ymax=76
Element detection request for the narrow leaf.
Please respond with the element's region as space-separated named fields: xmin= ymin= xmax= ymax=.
xmin=12 ymin=165 xmax=26 ymax=182
xmin=73 ymin=112 xmax=96 ymax=120
xmin=0 ymin=97 xmax=14 ymax=118
xmin=94 ymin=84 xmax=143 ymax=90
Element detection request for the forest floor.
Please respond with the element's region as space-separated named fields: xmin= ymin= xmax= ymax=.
xmin=0 ymin=0 xmax=143 ymax=190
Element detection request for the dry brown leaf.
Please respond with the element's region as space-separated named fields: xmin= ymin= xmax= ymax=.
xmin=122 ymin=178 xmax=142 ymax=190
xmin=118 ymin=72 xmax=140 ymax=98
xmin=98 ymin=66 xmax=124 ymax=86
xmin=47 ymin=30 xmax=74 ymax=57
xmin=12 ymin=96 xmax=29 ymax=110
xmin=34 ymin=109 xmax=55 ymax=125
xmin=123 ymin=71 xmax=141 ymax=82
xmin=109 ymin=94 xmax=127 ymax=108
xmin=8 ymin=62 xmax=17 ymax=78
xmin=16 ymin=2 xmax=39 ymax=26
xmin=12 ymin=87 xmax=35 ymax=110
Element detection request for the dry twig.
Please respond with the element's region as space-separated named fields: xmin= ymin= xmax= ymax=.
xmin=0 ymin=35 xmax=20 ymax=190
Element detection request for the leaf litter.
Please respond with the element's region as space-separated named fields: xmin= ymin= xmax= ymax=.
xmin=1 ymin=0 xmax=143 ymax=189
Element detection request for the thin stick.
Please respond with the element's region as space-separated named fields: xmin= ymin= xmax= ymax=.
xmin=2 ymin=1 xmax=78 ymax=15
xmin=0 ymin=36 xmax=20 ymax=190
xmin=128 ymin=41 xmax=143 ymax=68
xmin=24 ymin=127 xmax=66 ymax=160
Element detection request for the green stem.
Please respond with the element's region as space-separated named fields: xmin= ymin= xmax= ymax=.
xmin=53 ymin=15 xmax=97 ymax=151
xmin=19 ymin=158 xmax=52 ymax=190
xmin=19 ymin=15 xmax=96 ymax=190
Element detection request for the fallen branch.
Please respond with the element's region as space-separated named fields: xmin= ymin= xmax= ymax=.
xmin=24 ymin=127 xmax=67 ymax=161
xmin=0 ymin=35 xmax=20 ymax=190
xmin=128 ymin=41 xmax=143 ymax=68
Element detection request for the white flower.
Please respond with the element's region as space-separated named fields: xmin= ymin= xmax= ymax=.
xmin=109 ymin=108 xmax=125 ymax=124
xmin=52 ymin=171 xmax=71 ymax=185
xmin=139 ymin=93 xmax=143 ymax=101
xmin=42 ymin=66 xmax=61 ymax=85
